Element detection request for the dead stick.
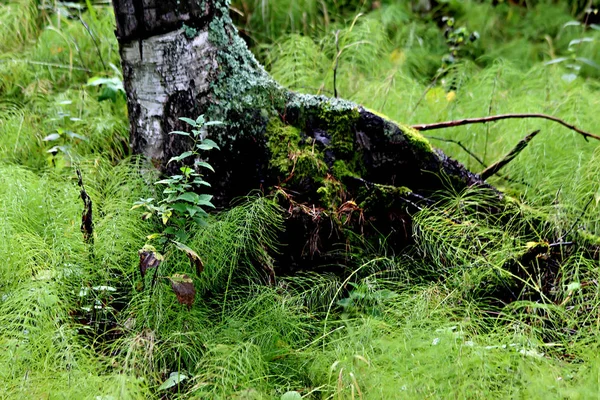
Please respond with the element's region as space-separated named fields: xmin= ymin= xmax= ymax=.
xmin=333 ymin=30 xmax=340 ymax=98
xmin=76 ymin=168 xmax=94 ymax=247
xmin=480 ymin=130 xmax=540 ymax=180
xmin=425 ymin=135 xmax=487 ymax=167
xmin=412 ymin=113 xmax=600 ymax=142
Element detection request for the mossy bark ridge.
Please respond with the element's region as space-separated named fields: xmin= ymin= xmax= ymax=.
xmin=112 ymin=0 xmax=491 ymax=267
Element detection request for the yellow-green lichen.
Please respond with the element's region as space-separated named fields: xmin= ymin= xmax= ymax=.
xmin=365 ymin=107 xmax=434 ymax=155
xmin=398 ymin=123 xmax=434 ymax=154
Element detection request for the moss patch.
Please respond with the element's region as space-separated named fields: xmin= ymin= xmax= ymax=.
xmin=359 ymin=183 xmax=412 ymax=210
xmin=317 ymin=175 xmax=344 ymax=209
xmin=398 ymin=123 xmax=434 ymax=154
xmin=266 ymin=118 xmax=327 ymax=181
xmin=317 ymin=104 xmax=360 ymax=157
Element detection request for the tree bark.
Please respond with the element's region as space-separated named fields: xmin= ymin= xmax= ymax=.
xmin=111 ymin=0 xmax=493 ymax=267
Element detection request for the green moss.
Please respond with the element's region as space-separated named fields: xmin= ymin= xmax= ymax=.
xmin=317 ymin=175 xmax=344 ymax=209
xmin=365 ymin=107 xmax=434 ymax=155
xmin=265 ymin=118 xmax=326 ymax=180
xmin=359 ymin=183 xmax=412 ymax=210
xmin=400 ymin=124 xmax=434 ymax=154
xmin=332 ymin=160 xmax=359 ymax=179
xmin=315 ymin=104 xmax=360 ymax=157
xmin=206 ymin=0 xmax=287 ymax=145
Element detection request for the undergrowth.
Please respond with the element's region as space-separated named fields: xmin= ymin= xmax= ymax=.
xmin=1 ymin=0 xmax=600 ymax=398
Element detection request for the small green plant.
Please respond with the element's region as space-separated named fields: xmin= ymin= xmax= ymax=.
xmin=545 ymin=15 xmax=600 ymax=82
xmin=337 ymin=282 xmax=398 ymax=316
xmin=440 ymin=16 xmax=479 ymax=70
xmin=132 ymin=116 xmax=220 ymax=317
xmin=85 ymin=64 xmax=126 ymax=103
xmin=133 ymin=115 xmax=221 ymax=242
xmin=43 ymin=99 xmax=88 ymax=168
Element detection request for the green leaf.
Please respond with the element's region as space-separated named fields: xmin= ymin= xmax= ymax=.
xmin=196 ymin=161 xmax=214 ymax=172
xmin=197 ymin=194 xmax=213 ymax=202
xmin=168 ymin=151 xmax=194 ymax=164
xmin=180 ymin=166 xmax=193 ymax=176
xmin=185 ymin=205 xmax=202 ymax=217
xmin=170 ymin=130 xmax=191 ymax=136
xmin=43 ymin=133 xmax=61 ymax=141
xmin=569 ymin=37 xmax=594 ymax=48
xmin=201 ymin=139 xmax=220 ymax=149
xmin=195 ymin=115 xmax=205 ymax=125
xmin=155 ymin=178 xmax=175 ymax=185
xmin=544 ymin=57 xmax=569 ymax=65
xmin=65 ymin=131 xmax=88 ymax=141
xmin=193 ymin=179 xmax=211 ymax=187
xmin=179 ymin=117 xmax=197 ymax=127
xmin=158 ymin=372 xmax=188 ymax=391
xmin=281 ymin=392 xmax=302 ymax=400
xmin=170 ymin=202 xmax=188 ymax=213
xmin=176 ymin=192 xmax=200 ymax=203
xmin=173 ymin=242 xmax=204 ymax=274
xmin=197 ymin=139 xmax=220 ymax=151
xmin=196 ymin=194 xmax=215 ymax=208
xmin=204 ymin=120 xmax=224 ymax=126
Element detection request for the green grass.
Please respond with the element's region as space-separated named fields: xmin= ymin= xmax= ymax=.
xmin=1 ymin=0 xmax=600 ymax=398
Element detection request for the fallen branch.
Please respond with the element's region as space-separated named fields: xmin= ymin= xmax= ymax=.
xmin=427 ymin=135 xmax=532 ymax=187
xmin=412 ymin=113 xmax=600 ymax=142
xmin=480 ymin=130 xmax=540 ymax=180
xmin=76 ymin=168 xmax=94 ymax=246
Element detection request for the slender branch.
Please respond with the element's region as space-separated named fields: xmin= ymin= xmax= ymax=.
xmin=425 ymin=135 xmax=487 ymax=167
xmin=480 ymin=130 xmax=540 ymax=180
xmin=412 ymin=113 xmax=600 ymax=142
xmin=426 ymin=135 xmax=531 ymax=187
xmin=333 ymin=30 xmax=340 ymax=98
xmin=79 ymin=16 xmax=107 ymax=71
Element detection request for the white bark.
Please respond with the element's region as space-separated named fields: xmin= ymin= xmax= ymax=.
xmin=121 ymin=28 xmax=218 ymax=162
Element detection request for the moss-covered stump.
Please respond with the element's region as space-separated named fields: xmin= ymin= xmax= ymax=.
xmin=112 ymin=0 xmax=493 ymax=271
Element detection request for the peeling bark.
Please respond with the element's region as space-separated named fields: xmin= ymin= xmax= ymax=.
xmin=113 ymin=0 xmax=218 ymax=168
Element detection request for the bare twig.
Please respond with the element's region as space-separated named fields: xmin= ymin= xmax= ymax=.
xmin=426 ymin=135 xmax=530 ymax=187
xmin=411 ymin=113 xmax=600 ymax=142
xmin=425 ymin=136 xmax=487 ymax=167
xmin=480 ymin=130 xmax=540 ymax=180
xmin=333 ymin=30 xmax=340 ymax=98
xmin=79 ymin=16 xmax=107 ymax=71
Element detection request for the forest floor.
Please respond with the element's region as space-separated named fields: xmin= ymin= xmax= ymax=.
xmin=1 ymin=0 xmax=600 ymax=398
